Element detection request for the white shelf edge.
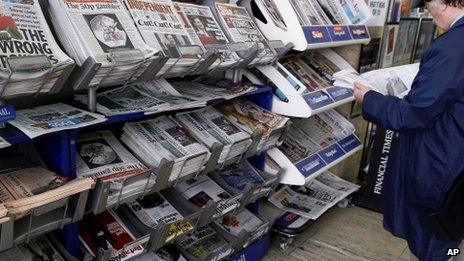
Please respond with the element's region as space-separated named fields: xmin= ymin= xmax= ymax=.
xmin=306 ymin=38 xmax=371 ymax=50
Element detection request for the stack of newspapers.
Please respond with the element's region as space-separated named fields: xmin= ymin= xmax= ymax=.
xmin=176 ymin=106 xmax=252 ymax=166
xmin=121 ymin=116 xmax=211 ymax=183
xmin=175 ymin=225 xmax=233 ymax=261
xmin=217 ymin=99 xmax=289 ymax=152
xmin=269 ymin=171 xmax=359 ymax=219
xmin=47 ymin=0 xmax=157 ymax=89
xmin=76 ymin=131 xmax=152 ymax=207
xmin=0 ymin=167 xmax=93 ymax=219
xmin=174 ymin=2 xmax=240 ymax=70
xmin=171 ymin=81 xmax=257 ymax=102
xmin=211 ymin=2 xmax=276 ymax=66
xmin=123 ymin=0 xmax=203 ymax=77
xmin=0 ymin=0 xmax=74 ymax=97
xmin=289 ymin=0 xmax=373 ymax=25
xmin=0 ymin=236 xmax=66 ymax=261
xmin=8 ymin=103 xmax=106 ymax=139
xmin=280 ymin=109 xmax=355 ymax=162
xmin=74 ymin=81 xmax=205 ymax=116
xmin=175 ymin=174 xmax=240 ymax=216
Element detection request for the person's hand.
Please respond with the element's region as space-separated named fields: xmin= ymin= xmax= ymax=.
xmin=354 ymin=82 xmax=372 ymax=104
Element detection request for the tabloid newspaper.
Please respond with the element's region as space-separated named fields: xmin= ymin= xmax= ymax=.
xmin=175 ymin=225 xmax=233 ymax=261
xmin=217 ymin=99 xmax=289 ymax=152
xmin=269 ymin=171 xmax=359 ymax=219
xmin=289 ymin=0 xmax=331 ymax=25
xmin=175 ymin=106 xmax=252 ymax=164
xmin=0 ymin=0 xmax=74 ymax=97
xmin=48 ymin=0 xmax=157 ymax=87
xmin=215 ymin=208 xmax=267 ymax=244
xmin=212 ymin=161 xmax=267 ymax=197
xmin=76 ymin=131 xmax=151 ymax=207
xmin=123 ymin=0 xmax=201 ymax=76
xmin=280 ymin=55 xmax=332 ymax=92
xmin=175 ymin=174 xmax=240 ymax=217
xmin=0 ymin=236 xmax=65 ymax=261
xmin=280 ymin=126 xmax=322 ymax=163
xmin=315 ymin=0 xmax=373 ymax=25
xmin=8 ymin=103 xmax=106 ymax=139
xmin=214 ymin=3 xmax=276 ymax=65
xmin=121 ymin=116 xmax=210 ymax=182
xmin=173 ymin=2 xmax=240 ymax=67
xmin=127 ymin=192 xmax=194 ymax=242
xmin=79 ymin=210 xmax=144 ymax=261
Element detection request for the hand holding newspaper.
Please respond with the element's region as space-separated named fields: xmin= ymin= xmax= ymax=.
xmin=333 ymin=63 xmax=420 ymax=98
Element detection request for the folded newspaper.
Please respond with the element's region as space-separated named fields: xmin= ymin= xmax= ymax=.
xmin=171 ymin=81 xmax=257 ymax=101
xmin=123 ymin=0 xmax=203 ymax=77
xmin=175 ymin=225 xmax=233 ymax=261
xmin=175 ymin=106 xmax=252 ymax=165
xmin=48 ymin=0 xmax=158 ymax=88
xmin=217 ymin=99 xmax=289 ymax=152
xmin=76 ymin=131 xmax=152 ymax=207
xmin=0 ymin=167 xmax=94 ymax=218
xmin=174 ymin=2 xmax=240 ymax=69
xmin=121 ymin=116 xmax=210 ymax=183
xmin=0 ymin=0 xmax=74 ymax=98
xmin=0 ymin=236 xmax=66 ymax=261
xmin=268 ymin=171 xmax=359 ymax=219
xmin=175 ymin=174 xmax=240 ymax=217
xmin=333 ymin=63 xmax=420 ymax=98
xmin=8 ymin=103 xmax=106 ymax=139
xmin=79 ymin=209 xmax=145 ymax=261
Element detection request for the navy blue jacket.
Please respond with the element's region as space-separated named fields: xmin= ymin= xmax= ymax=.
xmin=362 ymin=16 xmax=464 ymax=260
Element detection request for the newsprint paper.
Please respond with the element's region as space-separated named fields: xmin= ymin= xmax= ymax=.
xmin=269 ymin=171 xmax=359 ymax=219
xmin=8 ymin=103 xmax=106 ymax=139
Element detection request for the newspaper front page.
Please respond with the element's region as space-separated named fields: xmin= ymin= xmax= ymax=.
xmin=9 ymin=103 xmax=106 ymax=139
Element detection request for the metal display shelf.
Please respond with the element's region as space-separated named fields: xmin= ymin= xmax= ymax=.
xmin=303 ymin=25 xmax=371 ymax=49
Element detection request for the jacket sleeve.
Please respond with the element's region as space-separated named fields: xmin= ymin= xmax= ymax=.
xmin=362 ymin=45 xmax=464 ymax=133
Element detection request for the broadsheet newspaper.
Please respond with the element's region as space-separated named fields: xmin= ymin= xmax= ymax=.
xmin=171 ymin=81 xmax=257 ymax=101
xmin=214 ymin=3 xmax=276 ymax=65
xmin=123 ymin=0 xmax=201 ymax=76
xmin=269 ymin=171 xmax=359 ymax=219
xmin=289 ymin=0 xmax=330 ymax=25
xmin=215 ymin=208 xmax=267 ymax=243
xmin=174 ymin=2 xmax=239 ymax=66
xmin=176 ymin=106 xmax=252 ymax=164
xmin=79 ymin=210 xmax=144 ymax=261
xmin=316 ymin=0 xmax=373 ymax=25
xmin=217 ymin=99 xmax=289 ymax=152
xmin=175 ymin=174 xmax=240 ymax=217
xmin=0 ymin=236 xmax=65 ymax=261
xmin=49 ymin=0 xmax=157 ymax=87
xmin=76 ymin=131 xmax=151 ymax=207
xmin=8 ymin=103 xmax=106 ymax=139
xmin=127 ymin=193 xmax=194 ymax=241
xmin=176 ymin=225 xmax=232 ymax=260
xmin=0 ymin=0 xmax=74 ymax=97
xmin=122 ymin=116 xmax=210 ymax=182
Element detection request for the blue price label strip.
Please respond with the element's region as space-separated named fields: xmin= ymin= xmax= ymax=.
xmin=318 ymin=143 xmax=345 ymax=165
xmin=303 ymin=26 xmax=331 ymax=44
xmin=0 ymin=104 xmax=15 ymax=122
xmin=349 ymin=25 xmax=370 ymax=40
xmin=328 ymin=25 xmax=351 ymax=41
xmin=303 ymin=91 xmax=335 ymax=110
xmin=326 ymin=86 xmax=354 ymax=102
xmin=338 ymin=134 xmax=362 ymax=153
xmin=296 ymin=153 xmax=327 ymax=178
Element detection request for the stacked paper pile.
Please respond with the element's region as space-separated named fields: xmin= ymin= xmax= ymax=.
xmin=48 ymin=0 xmax=157 ymax=89
xmin=174 ymin=2 xmax=241 ymax=71
xmin=175 ymin=225 xmax=233 ymax=261
xmin=213 ymin=2 xmax=277 ymax=66
xmin=74 ymin=80 xmax=204 ymax=116
xmin=76 ymin=131 xmax=153 ymax=207
xmin=8 ymin=103 xmax=106 ymax=139
xmin=123 ymin=0 xmax=203 ymax=77
xmin=217 ymin=99 xmax=289 ymax=152
xmin=0 ymin=0 xmax=74 ymax=97
xmin=171 ymin=81 xmax=257 ymax=102
xmin=176 ymin=106 xmax=252 ymax=165
xmin=121 ymin=116 xmax=211 ymax=183
xmin=0 ymin=167 xmax=93 ymax=219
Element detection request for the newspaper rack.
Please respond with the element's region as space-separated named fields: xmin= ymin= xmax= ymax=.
xmin=0 ymin=55 xmax=74 ymax=98
xmin=211 ymin=211 xmax=271 ymax=251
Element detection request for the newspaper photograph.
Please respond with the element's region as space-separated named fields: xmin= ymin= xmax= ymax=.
xmin=8 ymin=103 xmax=106 ymax=139
xmin=176 ymin=225 xmax=233 ymax=260
xmin=0 ymin=0 xmax=74 ymax=97
xmin=215 ymin=208 xmax=266 ymax=239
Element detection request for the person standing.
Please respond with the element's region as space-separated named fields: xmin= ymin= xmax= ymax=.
xmin=354 ymin=0 xmax=464 ymax=260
